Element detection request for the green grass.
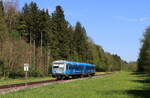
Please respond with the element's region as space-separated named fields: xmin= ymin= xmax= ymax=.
xmin=0 ymin=77 xmax=54 ymax=86
xmin=0 ymin=72 xmax=150 ymax=98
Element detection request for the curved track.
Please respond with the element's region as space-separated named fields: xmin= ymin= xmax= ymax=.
xmin=0 ymin=73 xmax=112 ymax=94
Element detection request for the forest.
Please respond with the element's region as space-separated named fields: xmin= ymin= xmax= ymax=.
xmin=0 ymin=1 xmax=129 ymax=79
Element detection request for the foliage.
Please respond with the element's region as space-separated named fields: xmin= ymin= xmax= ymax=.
xmin=4 ymin=0 xmax=19 ymax=33
xmin=48 ymin=5 xmax=70 ymax=60
xmin=0 ymin=1 xmax=128 ymax=78
xmin=10 ymin=32 xmax=21 ymax=40
xmin=128 ymin=61 xmax=137 ymax=71
xmin=138 ymin=27 xmax=150 ymax=73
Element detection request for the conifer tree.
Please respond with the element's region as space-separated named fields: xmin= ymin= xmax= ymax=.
xmin=73 ymin=22 xmax=93 ymax=63
xmin=49 ymin=5 xmax=70 ymax=60
xmin=18 ymin=2 xmax=50 ymax=46
xmin=73 ymin=22 xmax=85 ymax=61
xmin=138 ymin=27 xmax=150 ymax=73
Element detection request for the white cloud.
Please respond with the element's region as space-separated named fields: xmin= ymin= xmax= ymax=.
xmin=138 ymin=17 xmax=149 ymax=22
xmin=115 ymin=16 xmax=150 ymax=23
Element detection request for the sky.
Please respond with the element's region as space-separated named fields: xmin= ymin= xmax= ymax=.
xmin=18 ymin=0 xmax=150 ymax=62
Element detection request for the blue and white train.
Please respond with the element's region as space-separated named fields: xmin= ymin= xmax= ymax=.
xmin=52 ymin=60 xmax=96 ymax=80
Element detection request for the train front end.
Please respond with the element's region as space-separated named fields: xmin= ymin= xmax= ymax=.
xmin=52 ymin=60 xmax=66 ymax=80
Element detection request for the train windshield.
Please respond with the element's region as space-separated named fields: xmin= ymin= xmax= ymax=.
xmin=53 ymin=63 xmax=65 ymax=71
xmin=53 ymin=66 xmax=59 ymax=68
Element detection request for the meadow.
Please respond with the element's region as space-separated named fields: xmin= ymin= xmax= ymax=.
xmin=0 ymin=72 xmax=150 ymax=98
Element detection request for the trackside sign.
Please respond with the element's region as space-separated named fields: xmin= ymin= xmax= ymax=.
xmin=24 ymin=64 xmax=29 ymax=72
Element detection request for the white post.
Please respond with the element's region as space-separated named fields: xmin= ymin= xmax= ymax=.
xmin=24 ymin=63 xmax=29 ymax=86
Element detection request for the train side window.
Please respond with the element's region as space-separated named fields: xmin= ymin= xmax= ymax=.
xmin=66 ymin=64 xmax=69 ymax=70
xmin=66 ymin=64 xmax=68 ymax=70
xmin=79 ymin=66 xmax=81 ymax=70
xmin=79 ymin=65 xmax=81 ymax=70
xmin=82 ymin=66 xmax=84 ymax=70
xmin=72 ymin=65 xmax=74 ymax=69
xmin=87 ymin=66 xmax=88 ymax=70
xmin=76 ymin=66 xmax=78 ymax=70
xmin=72 ymin=65 xmax=73 ymax=70
xmin=78 ymin=66 xmax=80 ymax=70
xmin=72 ymin=65 xmax=75 ymax=69
xmin=78 ymin=65 xmax=80 ymax=70
xmin=75 ymin=65 xmax=77 ymax=70
xmin=69 ymin=64 xmax=72 ymax=70
xmin=77 ymin=65 xmax=79 ymax=70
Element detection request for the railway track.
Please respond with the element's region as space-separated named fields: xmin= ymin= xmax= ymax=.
xmin=0 ymin=80 xmax=56 ymax=89
xmin=0 ymin=73 xmax=112 ymax=94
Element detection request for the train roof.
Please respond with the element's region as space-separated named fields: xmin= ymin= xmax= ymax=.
xmin=53 ymin=60 xmax=95 ymax=66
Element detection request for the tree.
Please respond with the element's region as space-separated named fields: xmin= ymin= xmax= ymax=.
xmin=4 ymin=0 xmax=19 ymax=33
xmin=48 ymin=5 xmax=70 ymax=60
xmin=138 ymin=27 xmax=150 ymax=73
xmin=18 ymin=2 xmax=49 ymax=46
xmin=0 ymin=1 xmax=4 ymax=16
xmin=0 ymin=1 xmax=6 ymax=77
xmin=73 ymin=22 xmax=93 ymax=63
xmin=128 ymin=61 xmax=137 ymax=71
xmin=0 ymin=1 xmax=6 ymax=35
xmin=0 ymin=0 xmax=9 ymax=61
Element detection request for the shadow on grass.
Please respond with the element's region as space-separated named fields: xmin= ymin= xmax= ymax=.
xmin=126 ymin=72 xmax=150 ymax=98
xmin=130 ymin=72 xmax=150 ymax=77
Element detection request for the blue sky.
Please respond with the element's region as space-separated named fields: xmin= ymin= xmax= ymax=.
xmin=19 ymin=0 xmax=150 ymax=62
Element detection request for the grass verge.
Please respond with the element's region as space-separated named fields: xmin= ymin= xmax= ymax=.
xmin=0 ymin=77 xmax=54 ymax=86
